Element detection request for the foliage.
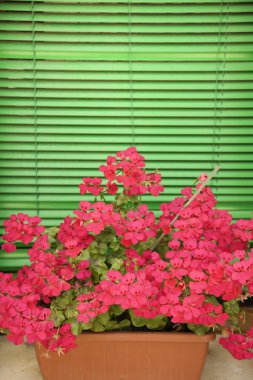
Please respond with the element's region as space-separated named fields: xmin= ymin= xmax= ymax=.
xmin=0 ymin=147 xmax=253 ymax=360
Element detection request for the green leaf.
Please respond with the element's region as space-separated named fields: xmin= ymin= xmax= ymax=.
xmin=139 ymin=237 xmax=156 ymax=251
xmin=50 ymin=310 xmax=65 ymax=327
xmin=91 ymin=247 xmax=99 ymax=255
xmin=129 ymin=310 xmax=168 ymax=330
xmin=109 ymin=305 xmax=124 ymax=317
xmin=97 ymin=312 xmax=110 ymax=326
xmin=92 ymin=320 xmax=105 ymax=332
xmin=71 ymin=321 xmax=82 ymax=336
xmin=91 ymin=269 xmax=100 ymax=284
xmin=224 ymin=300 xmax=240 ymax=315
xmin=146 ymin=315 xmax=167 ymax=330
xmin=56 ymin=297 xmax=70 ymax=309
xmin=110 ymin=242 xmax=120 ymax=252
xmin=80 ymin=322 xmax=93 ymax=331
xmin=229 ymin=257 xmax=241 ymax=264
xmin=110 ymin=258 xmax=124 ymax=271
xmin=48 ymin=235 xmax=56 ymax=244
xmin=48 ymin=226 xmax=59 ymax=237
xmin=187 ymin=324 xmax=210 ymax=336
xmin=91 ymin=313 xmax=110 ymax=332
xmin=129 ymin=309 xmax=147 ymax=327
xmin=105 ymin=318 xmax=131 ymax=331
xmin=77 ymin=249 xmax=90 ymax=262
xmin=104 ymin=321 xmax=118 ymax=330
xmin=118 ymin=319 xmax=131 ymax=329
xmin=120 ymin=209 xmax=127 ymax=217
xmin=116 ymin=194 xmax=129 ymax=206
xmin=91 ymin=260 xmax=108 ymax=275
xmin=64 ymin=307 xmax=78 ymax=319
xmin=99 ymin=242 xmax=108 ymax=255
xmin=228 ymin=314 xmax=240 ymax=328
xmin=205 ymin=295 xmax=220 ymax=306
xmin=99 ymin=231 xmax=115 ymax=243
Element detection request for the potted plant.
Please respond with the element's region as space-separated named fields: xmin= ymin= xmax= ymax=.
xmin=0 ymin=146 xmax=252 ymax=380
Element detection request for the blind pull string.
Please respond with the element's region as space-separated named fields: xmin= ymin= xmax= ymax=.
xmin=31 ymin=0 xmax=39 ymax=216
xmin=212 ymin=0 xmax=223 ymax=173
xmin=212 ymin=0 xmax=229 ymax=198
xmin=128 ymin=0 xmax=135 ymax=146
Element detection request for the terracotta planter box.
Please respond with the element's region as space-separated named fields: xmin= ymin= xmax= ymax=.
xmin=35 ymin=332 xmax=215 ymax=380
xmin=240 ymin=306 xmax=253 ymax=333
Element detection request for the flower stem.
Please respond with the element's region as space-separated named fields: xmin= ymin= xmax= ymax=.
xmin=151 ymin=165 xmax=221 ymax=251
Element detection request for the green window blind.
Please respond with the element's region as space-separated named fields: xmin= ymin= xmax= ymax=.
xmin=0 ymin=0 xmax=253 ymax=271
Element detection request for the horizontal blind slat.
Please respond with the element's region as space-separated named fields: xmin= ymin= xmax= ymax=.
xmin=2 ymin=32 xmax=253 ymax=44
xmin=2 ymin=3 xmax=253 ymax=13
xmin=1 ymin=12 xmax=252 ymax=23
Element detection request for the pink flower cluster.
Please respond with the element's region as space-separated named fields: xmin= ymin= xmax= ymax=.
xmin=27 ymin=233 xmax=91 ymax=300
xmin=1 ymin=213 xmax=45 ymax=253
xmin=73 ymin=201 xmax=158 ymax=248
xmin=219 ymin=328 xmax=253 ymax=360
xmin=119 ymin=205 xmax=158 ymax=247
xmin=79 ymin=146 xmax=164 ymax=197
xmin=0 ymin=270 xmax=53 ymax=346
xmin=73 ymin=201 xmax=121 ymax=236
xmin=76 ymin=247 xmax=231 ymax=326
xmin=77 ymin=292 xmax=109 ymax=323
xmin=40 ymin=324 xmax=77 ymax=354
xmin=0 ymin=226 xmax=91 ymax=353
xmin=79 ymin=177 xmax=104 ymax=196
xmin=57 ymin=215 xmax=94 ymax=258
xmin=76 ymin=181 xmax=253 ymax=359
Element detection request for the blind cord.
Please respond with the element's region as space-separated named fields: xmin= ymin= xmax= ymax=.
xmin=128 ymin=0 xmax=135 ymax=146
xmin=212 ymin=0 xmax=229 ymax=197
xmin=31 ymin=0 xmax=39 ymax=216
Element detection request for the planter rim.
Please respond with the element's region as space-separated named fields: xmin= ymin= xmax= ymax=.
xmin=67 ymin=331 xmax=216 ymax=344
